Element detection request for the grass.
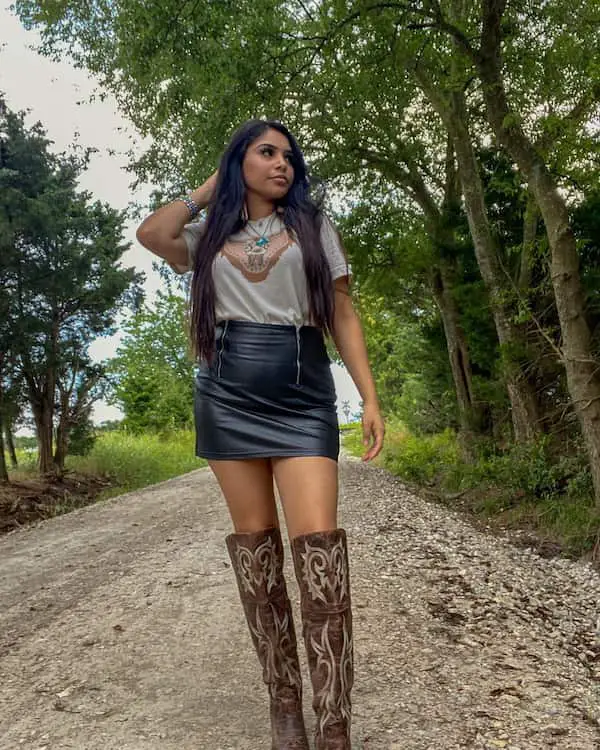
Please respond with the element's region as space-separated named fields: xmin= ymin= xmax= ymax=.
xmin=341 ymin=420 xmax=600 ymax=561
xmin=69 ymin=429 xmax=207 ymax=497
xmin=10 ymin=429 xmax=206 ymax=500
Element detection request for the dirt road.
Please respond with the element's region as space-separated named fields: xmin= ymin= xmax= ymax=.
xmin=1 ymin=457 xmax=599 ymax=749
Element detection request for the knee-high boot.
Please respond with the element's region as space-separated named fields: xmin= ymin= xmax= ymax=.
xmin=291 ymin=529 xmax=354 ymax=750
xmin=226 ymin=527 xmax=309 ymax=750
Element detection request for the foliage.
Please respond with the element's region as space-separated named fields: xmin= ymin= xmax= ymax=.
xmin=381 ymin=424 xmax=461 ymax=485
xmin=12 ymin=0 xmax=600 ymax=519
xmin=0 ymin=98 xmax=143 ymax=472
xmin=339 ymin=420 xmax=365 ymax=457
xmin=69 ymin=428 xmax=205 ymax=496
xmin=15 ymin=0 xmax=599 ymax=441
xmin=107 ymin=292 xmax=194 ymax=433
xmin=6 ymin=430 xmax=206 ymax=525
xmin=67 ymin=417 xmax=97 ymax=456
xmin=572 ymin=190 xmax=600 ymax=350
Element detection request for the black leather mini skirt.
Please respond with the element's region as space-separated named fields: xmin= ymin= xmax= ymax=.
xmin=194 ymin=320 xmax=339 ymax=461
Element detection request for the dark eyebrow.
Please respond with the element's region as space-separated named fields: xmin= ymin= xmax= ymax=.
xmin=256 ymin=142 xmax=293 ymax=156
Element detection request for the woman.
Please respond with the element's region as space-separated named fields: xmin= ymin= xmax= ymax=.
xmin=136 ymin=119 xmax=384 ymax=750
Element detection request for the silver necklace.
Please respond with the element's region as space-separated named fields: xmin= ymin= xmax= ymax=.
xmin=242 ymin=213 xmax=278 ymax=272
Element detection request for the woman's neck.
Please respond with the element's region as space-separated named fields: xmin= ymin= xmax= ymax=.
xmin=245 ymin=193 xmax=275 ymax=221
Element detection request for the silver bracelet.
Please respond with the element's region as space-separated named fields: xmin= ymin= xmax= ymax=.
xmin=179 ymin=195 xmax=201 ymax=219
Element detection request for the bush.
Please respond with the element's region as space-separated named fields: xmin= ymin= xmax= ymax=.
xmin=444 ymin=436 xmax=592 ymax=504
xmin=342 ymin=419 xmax=460 ymax=484
xmin=380 ymin=425 xmax=460 ymax=484
xmin=68 ymin=418 xmax=97 ymax=456
xmin=339 ymin=421 xmax=364 ymax=455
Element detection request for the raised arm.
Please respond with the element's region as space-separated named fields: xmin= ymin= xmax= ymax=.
xmin=136 ymin=172 xmax=217 ymax=268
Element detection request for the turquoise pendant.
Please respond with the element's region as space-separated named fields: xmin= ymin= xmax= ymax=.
xmin=256 ymin=237 xmax=269 ymax=247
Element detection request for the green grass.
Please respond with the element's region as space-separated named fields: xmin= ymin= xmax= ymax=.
xmin=342 ymin=421 xmax=599 ymax=559
xmin=69 ymin=429 xmax=206 ymax=497
xmin=11 ymin=430 xmax=206 ymax=499
xmin=9 ymin=449 xmax=38 ymax=478
xmin=339 ymin=421 xmax=367 ymax=457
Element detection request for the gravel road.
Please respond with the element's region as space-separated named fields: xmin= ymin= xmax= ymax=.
xmin=1 ymin=456 xmax=599 ymax=749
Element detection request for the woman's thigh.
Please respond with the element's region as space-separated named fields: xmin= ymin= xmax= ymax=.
xmin=271 ymin=456 xmax=339 ymax=540
xmin=208 ymin=458 xmax=279 ymax=533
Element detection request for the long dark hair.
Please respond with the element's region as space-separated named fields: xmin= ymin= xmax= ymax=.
xmin=190 ymin=119 xmax=335 ymax=362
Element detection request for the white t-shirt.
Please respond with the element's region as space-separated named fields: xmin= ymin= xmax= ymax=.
xmin=170 ymin=211 xmax=351 ymax=327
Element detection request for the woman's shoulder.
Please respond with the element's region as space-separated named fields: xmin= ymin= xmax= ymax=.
xmin=317 ymin=211 xmax=342 ymax=243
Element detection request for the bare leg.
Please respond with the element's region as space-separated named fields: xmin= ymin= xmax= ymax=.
xmin=209 ymin=458 xmax=279 ymax=532
xmin=209 ymin=458 xmax=309 ymax=750
xmin=270 ymin=456 xmax=338 ymax=539
xmin=272 ymin=457 xmax=353 ymax=750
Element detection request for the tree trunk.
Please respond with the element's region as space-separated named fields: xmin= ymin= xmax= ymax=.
xmin=354 ymin=143 xmax=487 ymax=442
xmin=53 ymin=407 xmax=69 ymax=475
xmin=431 ymin=262 xmax=484 ymax=435
xmin=31 ymin=396 xmax=55 ymax=475
xmin=519 ymin=190 xmax=539 ymax=291
xmin=0 ymin=413 xmax=9 ymax=483
xmin=20 ymin=312 xmax=59 ymax=476
xmin=54 ymin=366 xmax=85 ymax=473
xmin=452 ymin=103 xmax=542 ymax=442
xmin=416 ymin=69 xmax=542 ymax=442
xmin=5 ymin=418 xmax=18 ymax=467
xmin=477 ymin=0 xmax=600 ymax=504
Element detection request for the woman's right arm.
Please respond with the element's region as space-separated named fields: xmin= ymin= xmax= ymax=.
xmin=135 ymin=173 xmax=218 ymax=268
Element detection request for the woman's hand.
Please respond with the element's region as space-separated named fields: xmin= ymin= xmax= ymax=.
xmin=361 ymin=401 xmax=385 ymax=462
xmin=191 ymin=170 xmax=219 ymax=206
xmin=204 ymin=169 xmax=219 ymax=197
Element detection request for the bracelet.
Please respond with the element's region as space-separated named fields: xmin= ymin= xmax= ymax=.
xmin=179 ymin=195 xmax=201 ymax=219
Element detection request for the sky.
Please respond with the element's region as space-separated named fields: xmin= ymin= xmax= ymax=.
xmin=0 ymin=2 xmax=361 ymax=425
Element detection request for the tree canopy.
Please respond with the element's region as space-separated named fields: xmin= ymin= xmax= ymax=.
xmin=0 ymin=98 xmax=143 ymax=475
xmin=9 ymin=0 xmax=600 ymax=503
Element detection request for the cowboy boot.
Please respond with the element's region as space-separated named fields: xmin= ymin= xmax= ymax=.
xmin=226 ymin=527 xmax=309 ymax=750
xmin=291 ymin=529 xmax=354 ymax=750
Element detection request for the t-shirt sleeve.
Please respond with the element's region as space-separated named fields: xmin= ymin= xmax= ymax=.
xmin=320 ymin=214 xmax=352 ymax=280
xmin=168 ymin=220 xmax=205 ymax=274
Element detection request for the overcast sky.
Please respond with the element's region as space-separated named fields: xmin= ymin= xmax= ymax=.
xmin=0 ymin=2 xmax=361 ymax=425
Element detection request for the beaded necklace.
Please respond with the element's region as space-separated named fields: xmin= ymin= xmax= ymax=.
xmin=241 ymin=213 xmax=279 ymax=273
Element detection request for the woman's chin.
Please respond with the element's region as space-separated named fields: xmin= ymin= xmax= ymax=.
xmin=248 ymin=184 xmax=290 ymax=204
xmin=267 ymin=183 xmax=291 ymax=198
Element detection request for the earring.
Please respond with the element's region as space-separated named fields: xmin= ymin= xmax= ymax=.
xmin=240 ymin=202 xmax=249 ymax=222
xmin=276 ymin=205 xmax=285 ymax=215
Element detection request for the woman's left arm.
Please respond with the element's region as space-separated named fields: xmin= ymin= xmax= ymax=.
xmin=331 ymin=277 xmax=385 ymax=462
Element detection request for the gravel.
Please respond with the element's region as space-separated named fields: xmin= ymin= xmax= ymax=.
xmin=0 ymin=455 xmax=598 ymax=749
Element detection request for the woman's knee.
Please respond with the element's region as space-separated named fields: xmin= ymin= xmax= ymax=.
xmin=271 ymin=456 xmax=339 ymax=539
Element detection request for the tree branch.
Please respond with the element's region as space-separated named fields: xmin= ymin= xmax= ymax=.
xmin=535 ymin=83 xmax=600 ymax=155
xmin=352 ymin=145 xmax=442 ymax=224
xmin=480 ymin=0 xmax=508 ymax=68
xmin=296 ymin=0 xmax=316 ymax=23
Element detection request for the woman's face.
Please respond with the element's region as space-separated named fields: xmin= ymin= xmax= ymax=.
xmin=242 ymin=128 xmax=295 ymax=202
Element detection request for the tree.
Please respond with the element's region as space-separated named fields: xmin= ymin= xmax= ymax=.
xmin=0 ymin=100 xmax=143 ymax=474
xmin=16 ymin=0 xmax=600 ymax=500
xmin=341 ymin=400 xmax=351 ymax=423
xmin=108 ymin=292 xmax=195 ymax=433
xmin=396 ymin=0 xmax=600 ymax=500
xmin=13 ymin=0 xmax=542 ymax=444
xmin=54 ymin=358 xmax=106 ymax=466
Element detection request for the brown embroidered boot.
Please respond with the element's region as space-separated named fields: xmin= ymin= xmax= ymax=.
xmin=291 ymin=529 xmax=354 ymax=750
xmin=226 ymin=527 xmax=309 ymax=750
